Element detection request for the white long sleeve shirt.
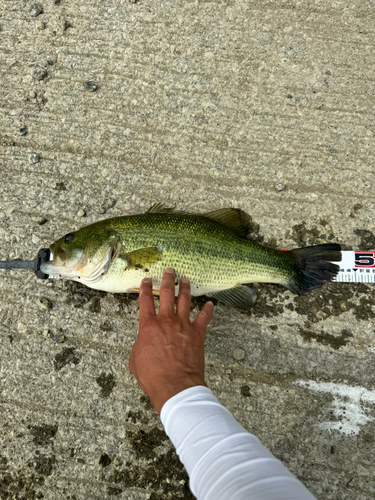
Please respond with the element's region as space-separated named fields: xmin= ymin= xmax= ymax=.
xmin=160 ymin=386 xmax=317 ymax=500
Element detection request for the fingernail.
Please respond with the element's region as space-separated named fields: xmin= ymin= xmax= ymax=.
xmin=164 ymin=268 xmax=174 ymax=274
xmin=142 ymin=278 xmax=152 ymax=284
xmin=180 ymin=278 xmax=190 ymax=284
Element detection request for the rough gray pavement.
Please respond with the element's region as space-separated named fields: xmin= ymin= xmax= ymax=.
xmin=1 ymin=1 xmax=375 ymax=499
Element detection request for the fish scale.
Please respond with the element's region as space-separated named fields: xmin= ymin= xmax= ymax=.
xmin=100 ymin=212 xmax=293 ymax=294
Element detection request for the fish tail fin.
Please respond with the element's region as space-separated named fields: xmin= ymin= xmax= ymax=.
xmin=286 ymin=244 xmax=341 ymax=295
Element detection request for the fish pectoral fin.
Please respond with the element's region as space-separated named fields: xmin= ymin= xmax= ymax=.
xmin=202 ymin=208 xmax=252 ymax=238
xmin=124 ymin=247 xmax=162 ymax=271
xmin=207 ymin=285 xmax=258 ymax=311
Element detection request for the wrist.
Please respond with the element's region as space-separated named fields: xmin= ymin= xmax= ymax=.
xmin=150 ymin=378 xmax=207 ymax=414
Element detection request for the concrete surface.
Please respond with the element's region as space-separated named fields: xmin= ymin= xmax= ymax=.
xmin=1 ymin=0 xmax=374 ymax=498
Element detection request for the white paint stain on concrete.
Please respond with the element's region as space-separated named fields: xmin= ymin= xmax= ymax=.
xmin=294 ymin=380 xmax=375 ymax=435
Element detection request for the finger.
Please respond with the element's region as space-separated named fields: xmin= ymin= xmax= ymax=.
xmin=139 ymin=278 xmax=156 ymax=322
xmin=176 ymin=278 xmax=191 ymax=318
xmin=159 ymin=268 xmax=176 ymax=316
xmin=193 ymin=301 xmax=214 ymax=333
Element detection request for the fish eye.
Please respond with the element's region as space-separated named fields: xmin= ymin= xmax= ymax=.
xmin=64 ymin=233 xmax=75 ymax=244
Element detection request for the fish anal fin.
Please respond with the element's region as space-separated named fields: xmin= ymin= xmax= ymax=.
xmin=203 ymin=208 xmax=252 ymax=238
xmin=125 ymin=247 xmax=162 ymax=271
xmin=207 ymin=285 xmax=257 ymax=311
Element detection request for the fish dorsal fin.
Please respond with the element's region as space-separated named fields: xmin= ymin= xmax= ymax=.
xmin=203 ymin=208 xmax=251 ymax=238
xmin=146 ymin=203 xmax=186 ymax=214
xmin=123 ymin=246 xmax=162 ymax=271
xmin=207 ymin=285 xmax=257 ymax=311
xmin=146 ymin=204 xmax=251 ymax=238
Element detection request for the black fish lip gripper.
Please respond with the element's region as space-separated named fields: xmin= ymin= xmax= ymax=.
xmin=0 ymin=248 xmax=51 ymax=279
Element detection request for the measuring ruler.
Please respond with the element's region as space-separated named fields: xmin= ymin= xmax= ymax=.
xmin=333 ymin=251 xmax=375 ymax=283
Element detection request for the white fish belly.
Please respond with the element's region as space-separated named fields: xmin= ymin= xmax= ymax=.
xmin=85 ymin=260 xmax=234 ymax=296
xmin=87 ymin=270 xmax=220 ymax=296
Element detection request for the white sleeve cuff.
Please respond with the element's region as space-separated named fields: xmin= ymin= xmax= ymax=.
xmin=160 ymin=386 xmax=316 ymax=500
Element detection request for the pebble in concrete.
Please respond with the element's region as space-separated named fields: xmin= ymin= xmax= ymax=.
xmin=37 ymin=20 xmax=46 ymax=30
xmin=85 ymin=81 xmax=98 ymax=92
xmin=29 ymin=4 xmax=43 ymax=17
xmin=37 ymin=297 xmax=52 ymax=311
xmin=32 ymin=67 xmax=48 ymax=81
xmin=232 ymin=348 xmax=245 ymax=360
xmin=28 ymin=153 xmax=39 ymax=164
xmin=31 ymin=234 xmax=40 ymax=244
xmin=50 ymin=333 xmax=66 ymax=344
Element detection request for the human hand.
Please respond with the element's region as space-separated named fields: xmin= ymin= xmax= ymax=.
xmin=128 ymin=269 xmax=214 ymax=414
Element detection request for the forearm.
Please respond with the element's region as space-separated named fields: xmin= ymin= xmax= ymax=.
xmin=160 ymin=386 xmax=316 ymax=500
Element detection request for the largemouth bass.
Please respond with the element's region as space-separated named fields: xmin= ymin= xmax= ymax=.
xmin=40 ymin=204 xmax=342 ymax=310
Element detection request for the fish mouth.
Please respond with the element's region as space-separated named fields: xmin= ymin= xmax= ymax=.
xmin=78 ymin=246 xmax=115 ymax=286
xmin=40 ymin=246 xmax=115 ymax=284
